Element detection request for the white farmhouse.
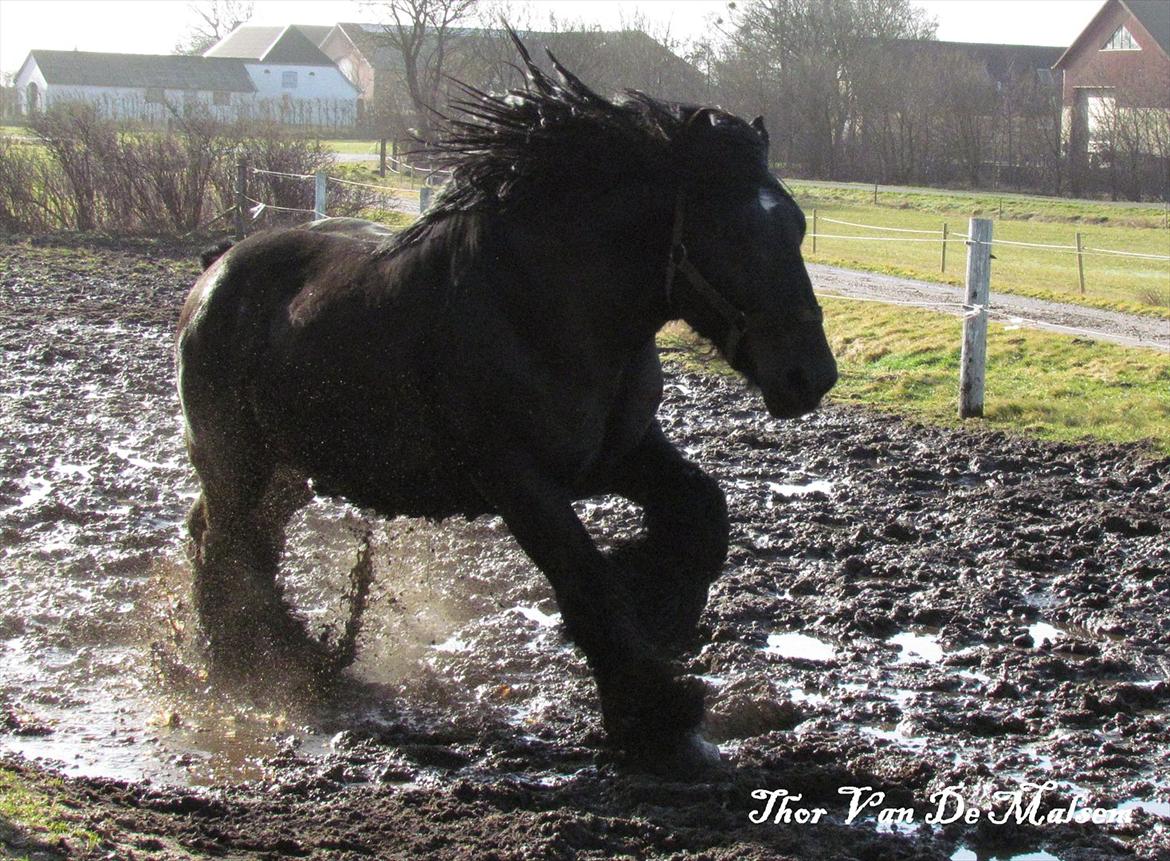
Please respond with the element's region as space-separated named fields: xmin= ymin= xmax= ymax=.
xmin=204 ymin=25 xmax=361 ymax=127
xmin=14 ymin=51 xmax=257 ymax=123
xmin=14 ymin=25 xmax=361 ymax=128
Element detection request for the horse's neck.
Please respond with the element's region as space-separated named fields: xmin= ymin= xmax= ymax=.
xmin=499 ymin=200 xmax=670 ymax=353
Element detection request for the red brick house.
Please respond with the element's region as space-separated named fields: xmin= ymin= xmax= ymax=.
xmin=1054 ymin=0 xmax=1170 ymax=157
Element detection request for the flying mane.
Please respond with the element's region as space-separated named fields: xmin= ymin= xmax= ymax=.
xmin=385 ymin=29 xmax=779 ymax=255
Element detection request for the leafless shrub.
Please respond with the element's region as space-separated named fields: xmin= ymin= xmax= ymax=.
xmin=29 ymin=102 xmax=112 ymax=230
xmin=0 ymin=138 xmax=64 ymax=231
xmin=7 ymin=103 xmax=376 ymax=235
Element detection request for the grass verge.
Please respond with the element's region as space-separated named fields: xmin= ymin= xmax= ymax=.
xmin=658 ymin=300 xmax=1170 ymax=455
xmin=0 ymin=764 xmax=99 ymax=858
xmin=790 ymin=184 xmax=1170 ymax=318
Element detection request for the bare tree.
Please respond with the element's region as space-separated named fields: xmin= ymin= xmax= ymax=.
xmin=175 ymin=0 xmax=255 ymax=55
xmin=716 ymin=0 xmax=936 ymax=178
xmin=367 ymin=0 xmax=478 ymax=145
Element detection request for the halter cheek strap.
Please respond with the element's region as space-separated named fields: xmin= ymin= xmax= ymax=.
xmin=663 ymin=191 xmax=824 ymax=365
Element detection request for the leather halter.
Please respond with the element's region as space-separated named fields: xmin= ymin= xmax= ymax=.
xmin=663 ymin=190 xmax=824 ymax=366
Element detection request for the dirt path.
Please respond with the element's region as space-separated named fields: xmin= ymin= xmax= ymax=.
xmin=1 ymin=237 xmax=1168 ymax=860
xmin=810 ymin=263 xmax=1170 ymax=351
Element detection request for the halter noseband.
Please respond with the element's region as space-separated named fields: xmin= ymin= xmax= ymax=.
xmin=663 ymin=190 xmax=824 ymax=365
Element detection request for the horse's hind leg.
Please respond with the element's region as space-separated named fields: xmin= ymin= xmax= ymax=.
xmin=185 ymin=423 xmax=328 ymax=689
xmin=605 ymin=423 xmax=729 ymax=652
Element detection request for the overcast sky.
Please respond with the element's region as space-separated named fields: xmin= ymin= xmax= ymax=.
xmin=1 ymin=0 xmax=1105 ymax=78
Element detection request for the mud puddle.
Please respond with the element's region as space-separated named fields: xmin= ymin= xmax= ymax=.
xmin=2 ymin=238 xmax=1169 ymax=859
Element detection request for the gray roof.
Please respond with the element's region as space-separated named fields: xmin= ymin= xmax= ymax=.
xmin=27 ymin=50 xmax=256 ymax=92
xmin=1126 ymin=0 xmax=1170 ymax=55
xmin=205 ymin=25 xmax=285 ymax=58
xmin=885 ymin=40 xmax=1065 ymax=84
xmin=205 ymin=25 xmax=336 ymax=64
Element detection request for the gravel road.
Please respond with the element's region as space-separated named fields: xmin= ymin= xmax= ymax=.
xmin=810 ymin=263 xmax=1170 ymax=352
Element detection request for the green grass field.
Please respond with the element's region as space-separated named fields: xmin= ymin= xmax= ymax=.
xmin=789 ymin=181 xmax=1170 ymax=318
xmin=0 ymin=765 xmax=98 ymax=857
xmin=321 ymin=138 xmax=381 ymax=156
xmin=660 ymin=298 xmax=1170 ymax=455
xmin=324 ymin=157 xmax=1169 ymax=317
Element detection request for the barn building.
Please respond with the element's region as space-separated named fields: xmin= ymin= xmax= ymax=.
xmin=1054 ymin=0 xmax=1170 ymax=157
xmin=14 ymin=25 xmax=361 ymax=128
xmin=202 ymin=24 xmax=360 ymax=126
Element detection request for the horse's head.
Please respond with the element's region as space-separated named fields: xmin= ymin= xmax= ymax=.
xmin=667 ymin=109 xmax=837 ymax=419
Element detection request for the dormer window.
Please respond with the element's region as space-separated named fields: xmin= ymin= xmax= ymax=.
xmin=1102 ymin=25 xmax=1139 ymax=51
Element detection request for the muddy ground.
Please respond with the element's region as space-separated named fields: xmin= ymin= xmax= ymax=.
xmin=1 ymin=235 xmax=1168 ymax=861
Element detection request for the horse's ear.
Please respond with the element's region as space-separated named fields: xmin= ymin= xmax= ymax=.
xmin=751 ymin=115 xmax=768 ymax=144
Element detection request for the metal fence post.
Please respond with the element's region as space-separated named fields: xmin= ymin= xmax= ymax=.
xmin=234 ymin=158 xmax=247 ymax=240
xmin=1075 ymin=231 xmax=1086 ymax=295
xmin=314 ymin=171 xmax=327 ymax=220
xmin=959 ymin=218 xmax=993 ymax=419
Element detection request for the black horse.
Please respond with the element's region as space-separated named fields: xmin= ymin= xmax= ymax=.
xmin=176 ymin=35 xmax=837 ymax=774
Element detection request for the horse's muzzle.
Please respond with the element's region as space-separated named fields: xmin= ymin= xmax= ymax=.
xmin=762 ymin=358 xmax=838 ymax=419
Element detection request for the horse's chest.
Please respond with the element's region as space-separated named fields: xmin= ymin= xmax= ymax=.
xmin=525 ymin=355 xmax=660 ymax=483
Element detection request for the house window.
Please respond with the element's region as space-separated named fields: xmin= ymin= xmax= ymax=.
xmin=282 ymin=71 xmax=298 ymax=89
xmin=213 ymin=91 xmax=230 ymax=106
xmin=1076 ymin=87 xmax=1116 ymax=153
xmin=145 ymin=87 xmax=164 ymax=104
xmin=1102 ymin=25 xmax=1139 ymax=51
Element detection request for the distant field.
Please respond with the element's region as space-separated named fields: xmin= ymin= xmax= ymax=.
xmin=322 ymin=138 xmax=380 ymax=155
xmin=319 ymin=157 xmax=1170 ymax=317
xmin=659 ymin=298 xmax=1170 ymax=455
xmin=789 ymin=181 xmax=1170 ymax=318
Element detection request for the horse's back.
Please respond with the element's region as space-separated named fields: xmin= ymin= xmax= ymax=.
xmin=177 ymin=225 xmax=480 ymax=518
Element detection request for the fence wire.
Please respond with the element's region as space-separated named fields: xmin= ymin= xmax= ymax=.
xmin=240 ymin=167 xmax=1168 ymax=345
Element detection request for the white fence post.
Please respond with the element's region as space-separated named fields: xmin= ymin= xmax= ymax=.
xmin=314 ymin=171 xmax=327 ymax=220
xmin=959 ymin=217 xmax=993 ymax=419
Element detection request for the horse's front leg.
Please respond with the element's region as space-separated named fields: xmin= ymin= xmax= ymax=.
xmin=604 ymin=423 xmax=729 ymax=652
xmin=472 ymin=454 xmax=718 ymax=775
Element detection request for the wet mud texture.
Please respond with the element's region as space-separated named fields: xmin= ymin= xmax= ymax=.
xmin=1 ymin=236 xmax=1169 ymax=861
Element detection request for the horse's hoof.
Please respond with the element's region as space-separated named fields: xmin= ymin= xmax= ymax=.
xmin=627 ymin=731 xmax=724 ymax=779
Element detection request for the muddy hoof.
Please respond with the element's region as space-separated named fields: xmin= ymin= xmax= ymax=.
xmin=203 ymin=617 xmax=342 ymax=699
xmin=626 ymin=731 xmax=723 ymax=779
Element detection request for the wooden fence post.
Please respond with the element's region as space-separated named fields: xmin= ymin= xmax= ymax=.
xmin=314 ymin=171 xmax=327 ymax=220
xmin=959 ymin=218 xmax=993 ymax=419
xmin=941 ymin=222 xmax=948 ymax=273
xmin=419 ymin=186 xmax=432 ymax=213
xmin=811 ymin=208 xmax=817 ymax=254
xmin=234 ymin=158 xmax=247 ymax=240
xmin=1075 ymin=231 xmax=1086 ymax=295
xmin=379 ymin=138 xmax=387 ymax=178
xmin=873 ymin=182 xmax=878 ymax=205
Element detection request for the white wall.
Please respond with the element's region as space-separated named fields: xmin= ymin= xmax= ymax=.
xmin=13 ymin=60 xmax=47 ymax=114
xmin=244 ymin=63 xmax=358 ymax=126
xmin=13 ymin=56 xmax=359 ymax=127
xmin=30 ymin=83 xmax=249 ymax=123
